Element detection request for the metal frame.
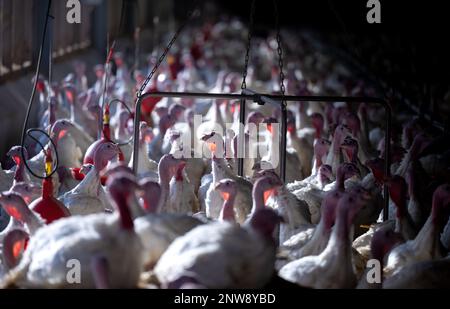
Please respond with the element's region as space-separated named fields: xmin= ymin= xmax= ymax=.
xmin=133 ymin=91 xmax=392 ymax=221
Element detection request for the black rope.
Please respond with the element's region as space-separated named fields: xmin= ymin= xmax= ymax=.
xmin=237 ymin=0 xmax=256 ymax=177
xmin=20 ymin=0 xmax=57 ymax=180
xmin=24 ymin=129 xmax=59 ymax=179
xmin=273 ymin=0 xmax=286 ymax=99
xmin=273 ymin=0 xmax=287 ymax=182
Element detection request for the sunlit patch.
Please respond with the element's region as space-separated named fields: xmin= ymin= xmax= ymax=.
xmin=65 ymin=90 xmax=74 ymax=103
xmin=58 ymin=129 xmax=68 ymax=140
xmin=144 ymin=134 xmax=153 ymax=143
xmin=207 ymin=142 xmax=217 ymax=154
xmin=5 ymin=206 xmax=23 ymax=221
xmin=13 ymin=156 xmax=21 ymax=166
xmin=263 ymin=189 xmax=274 ymax=205
xmin=230 ymin=103 xmax=240 ymax=114
xmin=12 ymin=240 xmax=24 ymax=259
xmin=287 ymin=124 xmax=296 ymax=134
xmin=220 ymin=192 xmax=230 ymax=201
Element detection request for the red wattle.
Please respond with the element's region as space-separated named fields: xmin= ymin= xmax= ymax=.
xmin=118 ymin=149 xmax=125 ymax=162
xmin=71 ymin=167 xmax=85 ymax=181
xmin=36 ymin=81 xmax=45 ymax=93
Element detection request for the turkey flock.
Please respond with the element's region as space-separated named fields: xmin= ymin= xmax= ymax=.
xmin=0 ymin=17 xmax=449 ymax=289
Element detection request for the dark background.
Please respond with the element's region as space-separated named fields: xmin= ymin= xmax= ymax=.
xmin=190 ymin=0 xmax=450 ymax=130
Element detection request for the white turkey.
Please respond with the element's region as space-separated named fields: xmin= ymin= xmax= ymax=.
xmin=154 ymin=208 xmax=283 ymax=288
xmin=384 ymin=184 xmax=450 ymax=277
xmin=134 ymin=178 xmax=203 ymax=269
xmin=279 ymin=192 xmax=366 ymax=288
xmin=202 ymin=132 xmax=253 ymax=223
xmin=1 ymin=174 xmax=144 ymax=288
xmin=59 ymin=142 xmax=120 ymax=215
xmin=128 ymin=121 xmax=158 ymax=180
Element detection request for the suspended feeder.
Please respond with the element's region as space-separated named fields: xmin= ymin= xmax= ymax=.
xmin=131 ymin=91 xmax=392 ymax=221
xmin=127 ymin=0 xmax=392 ymax=221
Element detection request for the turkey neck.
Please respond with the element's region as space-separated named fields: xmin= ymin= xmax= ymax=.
xmin=220 ymin=194 xmax=236 ymax=222
xmin=49 ymin=101 xmax=56 ymax=128
xmin=393 ymin=193 xmax=412 ymax=235
xmin=326 ymin=134 xmax=345 ymax=175
xmin=318 ymin=171 xmax=331 ymax=189
xmin=78 ymin=167 xmax=100 ymax=195
xmin=211 ymin=156 xmax=231 ymax=183
xmin=335 ymin=168 xmax=346 ymax=192
xmin=343 ymin=146 xmax=358 ymax=165
xmin=313 ymin=152 xmax=323 ymax=173
xmin=14 ymin=200 xmax=43 ymax=235
xmin=117 ymin=120 xmax=128 ymax=141
xmin=158 ymin=166 xmax=172 ymax=211
xmin=175 ymin=166 xmax=184 ymax=182
xmin=410 ymin=216 xmax=441 ymax=258
xmin=13 ymin=157 xmax=26 ymax=183
xmin=251 ymin=183 xmax=266 ymax=213
xmin=412 ymin=194 xmax=450 ymax=255
xmin=111 ymin=192 xmax=134 ymax=230
xmin=323 ymin=205 xmax=353 ymax=267
xmin=136 ymin=139 xmax=152 ymax=172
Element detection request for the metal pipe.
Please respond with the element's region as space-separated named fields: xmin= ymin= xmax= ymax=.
xmin=135 ymin=91 xmax=388 ymax=103
xmin=238 ymin=97 xmax=246 ymax=177
xmin=133 ymin=91 xmax=392 ymax=220
xmin=132 ymin=94 xmax=142 ymax=175
xmin=280 ymin=101 xmax=287 ymax=182
xmin=383 ymin=102 xmax=392 ymax=220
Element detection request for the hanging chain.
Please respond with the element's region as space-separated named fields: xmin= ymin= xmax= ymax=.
xmin=138 ymin=2 xmax=199 ymax=98
xmin=273 ymin=0 xmax=286 ymax=103
xmin=241 ymin=0 xmax=256 ymax=90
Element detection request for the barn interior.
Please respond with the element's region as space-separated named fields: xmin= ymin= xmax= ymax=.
xmin=0 ymin=0 xmax=449 ymax=289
